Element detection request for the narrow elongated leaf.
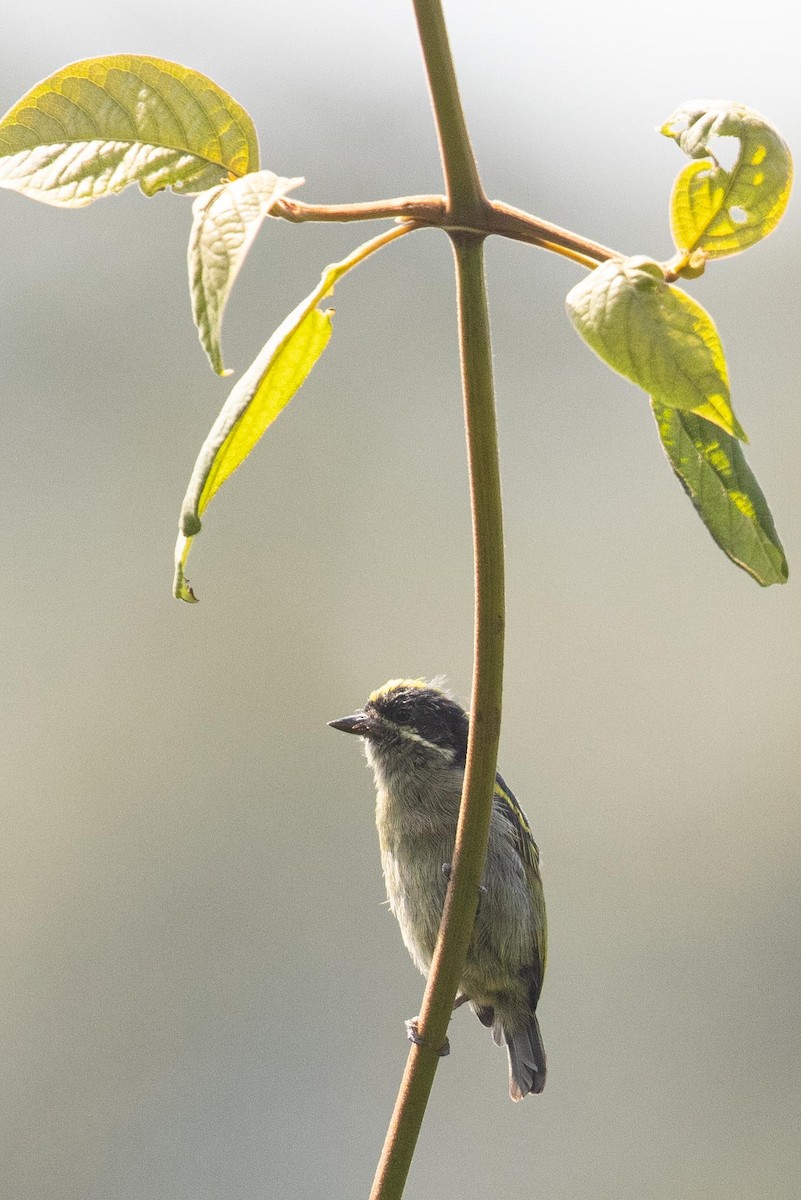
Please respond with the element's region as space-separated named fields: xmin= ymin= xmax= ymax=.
xmin=0 ymin=55 xmax=259 ymax=206
xmin=566 ymin=256 xmax=746 ymax=439
xmin=174 ymin=301 xmax=331 ymax=602
xmin=189 ymin=171 xmax=303 ymax=375
xmin=662 ymin=100 xmax=792 ymax=258
xmin=174 ymin=223 xmax=413 ymax=602
xmin=652 ymin=402 xmax=787 ymax=586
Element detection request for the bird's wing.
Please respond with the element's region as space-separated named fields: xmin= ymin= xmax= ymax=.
xmin=494 ymin=772 xmax=548 ymax=989
xmin=493 ymin=773 xmax=540 ymax=871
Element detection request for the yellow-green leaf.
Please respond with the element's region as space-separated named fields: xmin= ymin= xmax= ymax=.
xmin=0 ymin=55 xmax=259 ymax=207
xmin=566 ymin=256 xmax=746 ymax=440
xmin=174 ymin=223 xmax=413 ymax=602
xmin=652 ymin=402 xmax=787 ymax=586
xmin=174 ymin=304 xmax=331 ymax=603
xmin=189 ymin=171 xmax=303 ymax=376
xmin=661 ymin=100 xmax=792 ymax=258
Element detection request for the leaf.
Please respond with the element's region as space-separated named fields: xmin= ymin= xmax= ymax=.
xmin=174 ymin=223 xmax=413 ymax=602
xmin=661 ymin=100 xmax=793 ymax=258
xmin=0 ymin=55 xmax=259 ymax=207
xmin=189 ymin=171 xmax=304 ymax=376
xmin=566 ymin=256 xmax=746 ymax=440
xmin=174 ymin=303 xmax=331 ymax=603
xmin=652 ymin=402 xmax=788 ymax=586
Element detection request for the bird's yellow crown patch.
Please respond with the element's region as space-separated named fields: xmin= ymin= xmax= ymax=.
xmin=369 ymin=678 xmax=432 ymax=702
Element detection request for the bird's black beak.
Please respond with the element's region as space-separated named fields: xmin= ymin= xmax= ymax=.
xmin=328 ymin=711 xmax=373 ymax=737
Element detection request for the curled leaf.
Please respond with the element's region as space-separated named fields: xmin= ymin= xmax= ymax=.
xmin=652 ymin=402 xmax=787 ymax=586
xmin=661 ymin=100 xmax=792 ymax=258
xmin=0 ymin=55 xmax=259 ymax=206
xmin=566 ymin=256 xmax=746 ymax=440
xmin=189 ymin=171 xmax=304 ymax=376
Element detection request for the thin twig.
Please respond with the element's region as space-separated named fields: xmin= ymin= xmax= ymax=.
xmin=368 ymin=230 xmax=504 ymax=1200
xmin=276 ymin=194 xmax=619 ymax=268
xmin=368 ymin=2 xmax=506 ymax=1197
xmin=411 ymin=0 xmax=486 ymax=217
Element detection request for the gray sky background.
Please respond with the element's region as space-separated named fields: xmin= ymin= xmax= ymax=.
xmin=2 ymin=3 xmax=799 ymax=1198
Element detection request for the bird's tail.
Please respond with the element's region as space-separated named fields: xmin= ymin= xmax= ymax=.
xmin=502 ymin=1013 xmax=547 ymax=1099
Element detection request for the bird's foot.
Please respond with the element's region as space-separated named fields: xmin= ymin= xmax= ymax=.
xmin=441 ymin=862 xmax=488 ymax=910
xmin=405 ymin=1017 xmax=450 ymax=1056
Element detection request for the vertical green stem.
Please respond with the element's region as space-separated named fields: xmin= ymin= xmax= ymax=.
xmin=368 ymin=5 xmax=504 ymax=1197
xmin=368 ymin=230 xmax=504 ymax=1200
xmin=412 ymin=0 xmax=487 ymax=218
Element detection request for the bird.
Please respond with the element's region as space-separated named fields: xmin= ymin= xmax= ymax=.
xmin=329 ymin=677 xmax=547 ymax=1099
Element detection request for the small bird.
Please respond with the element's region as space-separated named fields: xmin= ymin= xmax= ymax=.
xmin=330 ymin=678 xmax=547 ymax=1099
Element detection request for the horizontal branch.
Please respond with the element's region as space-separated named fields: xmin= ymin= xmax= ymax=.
xmin=276 ymin=194 xmax=619 ymax=268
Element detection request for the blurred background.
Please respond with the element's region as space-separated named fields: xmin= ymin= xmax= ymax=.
xmin=2 ymin=3 xmax=799 ymax=1197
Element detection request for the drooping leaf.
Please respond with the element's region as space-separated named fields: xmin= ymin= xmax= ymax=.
xmin=661 ymin=100 xmax=792 ymax=258
xmin=188 ymin=171 xmax=303 ymax=376
xmin=566 ymin=256 xmax=746 ymax=440
xmin=174 ymin=223 xmax=412 ymax=602
xmin=652 ymin=402 xmax=787 ymax=586
xmin=0 ymin=55 xmax=259 ymax=207
xmin=174 ymin=302 xmax=331 ymax=603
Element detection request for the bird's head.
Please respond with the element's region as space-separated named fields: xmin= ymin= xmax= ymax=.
xmin=329 ymin=678 xmax=469 ymax=771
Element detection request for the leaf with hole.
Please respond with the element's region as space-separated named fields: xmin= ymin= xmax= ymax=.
xmin=652 ymin=402 xmax=787 ymax=586
xmin=661 ymin=100 xmax=792 ymax=259
xmin=566 ymin=256 xmax=746 ymax=440
xmin=189 ymin=171 xmax=304 ymax=375
xmin=0 ymin=55 xmax=259 ymax=207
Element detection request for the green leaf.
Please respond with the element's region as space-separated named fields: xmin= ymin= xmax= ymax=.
xmin=189 ymin=171 xmax=304 ymax=376
xmin=174 ymin=223 xmax=413 ymax=602
xmin=566 ymin=256 xmax=746 ymax=439
xmin=661 ymin=100 xmax=793 ymax=258
xmin=652 ymin=402 xmax=788 ymax=586
xmin=174 ymin=302 xmax=331 ymax=603
xmin=0 ymin=55 xmax=259 ymax=207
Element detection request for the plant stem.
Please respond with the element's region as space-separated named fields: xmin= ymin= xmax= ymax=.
xmin=278 ymin=195 xmax=446 ymax=224
xmin=277 ymin=194 xmax=618 ymax=268
xmin=369 ymin=5 xmax=505 ymax=1198
xmin=369 ymin=230 xmax=503 ymax=1200
xmin=412 ymin=0 xmax=486 ymax=218
xmin=488 ymin=198 xmax=618 ymax=263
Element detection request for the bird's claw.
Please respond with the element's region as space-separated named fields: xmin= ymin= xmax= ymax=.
xmin=405 ymin=1017 xmax=450 ymax=1056
xmin=442 ymin=862 xmax=488 ymax=911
